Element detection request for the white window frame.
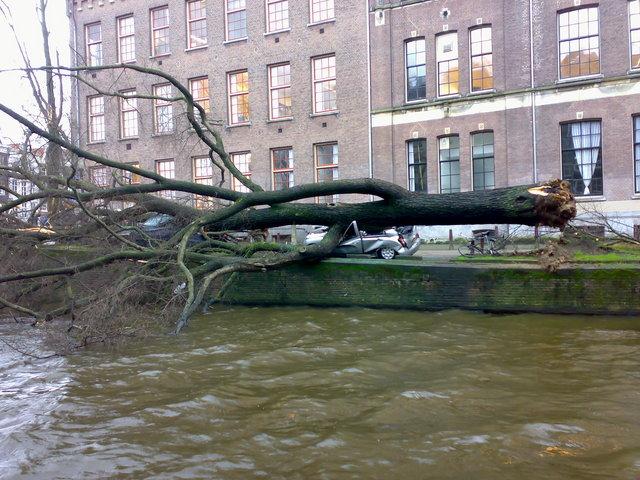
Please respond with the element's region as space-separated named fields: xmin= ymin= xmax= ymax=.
xmin=312 ymin=54 xmax=337 ymax=114
xmin=189 ymin=76 xmax=210 ymax=123
xmin=227 ymin=70 xmax=250 ymax=125
xmin=557 ymin=6 xmax=601 ymax=81
xmin=231 ymin=152 xmax=252 ymax=192
xmin=87 ymin=95 xmax=105 ymax=143
xmin=153 ymin=83 xmax=174 ymax=134
xmin=150 ymin=5 xmax=170 ymax=57
xmin=469 ymin=25 xmax=493 ymax=93
xmin=314 ymin=142 xmax=339 ymax=203
xmin=436 ymin=32 xmax=459 ymax=98
xmin=271 ymin=147 xmax=294 ymax=190
xmin=155 ymin=159 xmax=175 ymax=199
xmin=225 ymin=0 xmax=247 ymax=42
xmin=268 ymin=63 xmax=292 ymax=120
xmin=85 ymin=22 xmax=102 ymax=67
xmin=186 ymin=0 xmax=208 ymax=49
xmin=192 ymin=156 xmax=214 ymax=208
xmin=119 ymin=89 xmax=138 ymax=139
xmin=266 ymin=0 xmax=289 ymax=33
xmin=309 ymin=0 xmax=335 ymax=24
xmin=630 ymin=0 xmax=640 ymax=71
xmin=117 ymin=14 xmax=136 ymax=63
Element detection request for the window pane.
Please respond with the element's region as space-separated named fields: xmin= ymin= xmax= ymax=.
xmin=558 ymin=7 xmax=600 ymax=79
xmin=471 ymin=132 xmax=495 ymax=191
xmin=406 ymin=39 xmax=426 ymax=101
xmin=561 ymin=121 xmax=603 ymax=196
xmin=439 ymin=135 xmax=460 ymax=193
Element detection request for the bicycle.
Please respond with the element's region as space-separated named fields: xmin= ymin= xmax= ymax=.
xmin=458 ymin=229 xmax=509 ymax=257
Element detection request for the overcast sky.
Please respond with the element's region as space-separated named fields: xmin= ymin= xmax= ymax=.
xmin=0 ymin=0 xmax=70 ymax=143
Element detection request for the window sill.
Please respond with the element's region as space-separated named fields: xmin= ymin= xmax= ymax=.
xmin=468 ymin=88 xmax=496 ymax=96
xmin=226 ymin=122 xmax=252 ymax=129
xmin=223 ymin=37 xmax=248 ymax=45
xmin=575 ymin=195 xmax=606 ymax=202
xmin=404 ymin=99 xmax=426 ymax=106
xmin=149 ymin=53 xmax=171 ymax=59
xmin=87 ymin=141 xmax=106 ymax=145
xmin=631 ymin=194 xmax=640 ymax=200
xmin=628 ymin=69 xmax=640 ymax=77
xmin=118 ymin=60 xmax=137 ymax=65
xmin=264 ymin=28 xmax=291 ymax=37
xmin=307 ymin=19 xmax=335 ymax=27
xmin=310 ymin=110 xmax=339 ymax=118
xmin=151 ymin=132 xmax=175 ymax=137
xmin=118 ymin=137 xmax=139 ymax=142
xmin=555 ymin=74 xmax=604 ymax=85
xmin=267 ymin=117 xmax=294 ymax=123
xmin=185 ymin=45 xmax=208 ymax=52
xmin=437 ymin=94 xmax=461 ymax=100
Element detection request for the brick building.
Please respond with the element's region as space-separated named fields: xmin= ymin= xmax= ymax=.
xmin=67 ymin=0 xmax=640 ymax=232
xmin=67 ymin=0 xmax=370 ymax=204
xmin=369 ymin=0 xmax=640 ymax=233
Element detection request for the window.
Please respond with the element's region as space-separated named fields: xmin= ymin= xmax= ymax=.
xmin=472 ymin=131 xmax=495 ymax=190
xmin=85 ymin=22 xmax=102 ymax=66
xmin=225 ymin=0 xmax=247 ymax=41
xmin=267 ymin=0 xmax=289 ymax=32
xmin=407 ymin=139 xmax=427 ymax=192
xmin=193 ymin=156 xmax=214 ymax=208
xmin=123 ymin=162 xmax=141 ymax=185
xmin=437 ymin=32 xmax=459 ymax=97
xmin=439 ymin=135 xmax=460 ymax=193
xmin=228 ymin=70 xmax=250 ymax=125
xmin=189 ymin=77 xmax=210 ymax=123
xmin=558 ymin=7 xmax=600 ymax=79
xmin=187 ymin=0 xmax=207 ymax=48
xmin=231 ymin=152 xmax=252 ymax=192
xmin=405 ymin=38 xmax=426 ymax=102
xmin=90 ymin=166 xmax=109 ymax=187
xmin=310 ymin=0 xmax=334 ymax=23
xmin=155 ymin=159 xmax=175 ymax=199
xmin=315 ymin=143 xmax=339 ymax=203
xmin=470 ymin=26 xmax=493 ymax=91
xmin=269 ymin=63 xmax=292 ymax=119
xmin=117 ymin=15 xmax=135 ymax=63
xmin=153 ymin=84 xmax=173 ymax=134
xmin=312 ymin=55 xmax=337 ymax=113
xmin=87 ymin=96 xmax=105 ymax=143
xmin=150 ymin=6 xmax=170 ymax=57
xmin=272 ymin=147 xmax=294 ymax=190
xmin=635 ymin=117 xmax=640 ymax=192
xmin=561 ymin=121 xmax=602 ymax=196
xmin=119 ymin=90 xmax=138 ymax=139
xmin=631 ymin=0 xmax=640 ymax=70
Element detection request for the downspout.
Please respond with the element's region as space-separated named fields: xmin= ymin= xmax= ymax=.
xmin=529 ymin=0 xmax=538 ymax=183
xmin=388 ymin=7 xmax=396 ymax=184
xmin=68 ymin=1 xmax=81 ymax=148
xmin=366 ymin=0 xmax=373 ymax=179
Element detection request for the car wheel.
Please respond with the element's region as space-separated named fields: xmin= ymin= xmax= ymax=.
xmin=377 ymin=247 xmax=396 ymax=260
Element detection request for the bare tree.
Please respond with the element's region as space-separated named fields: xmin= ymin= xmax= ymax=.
xmin=0 ymin=4 xmax=577 ymax=343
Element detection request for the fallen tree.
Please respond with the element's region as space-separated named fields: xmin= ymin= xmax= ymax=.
xmin=0 ymin=5 xmax=576 ymax=342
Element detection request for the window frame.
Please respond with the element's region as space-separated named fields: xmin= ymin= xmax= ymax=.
xmin=309 ymin=0 xmax=335 ymax=24
xmin=469 ymin=25 xmax=494 ymax=93
xmin=470 ymin=130 xmax=495 ymax=191
xmin=406 ymin=138 xmax=428 ymax=192
xmin=271 ymin=147 xmax=294 ymax=190
xmin=266 ymin=0 xmax=290 ymax=33
xmin=314 ymin=142 xmax=339 ymax=203
xmin=231 ymin=151 xmax=252 ymax=192
xmin=311 ymin=54 xmax=337 ymax=114
xmin=630 ymin=0 xmax=640 ymax=71
xmin=85 ymin=22 xmax=102 ymax=67
xmin=560 ymin=119 xmax=604 ymax=197
xmin=116 ymin=14 xmax=136 ymax=63
xmin=123 ymin=162 xmax=141 ymax=185
xmin=119 ymin=89 xmax=139 ymax=139
xmin=155 ymin=158 xmax=176 ymax=199
xmin=186 ymin=0 xmax=208 ymax=49
xmin=557 ymin=5 xmax=601 ymax=81
xmin=87 ymin=95 xmax=105 ymax=144
xmin=438 ymin=134 xmax=461 ymax=194
xmin=634 ymin=115 xmax=640 ymax=193
xmin=227 ymin=69 xmax=250 ymax=126
xmin=152 ymin=83 xmax=174 ymax=135
xmin=189 ymin=76 xmax=210 ymax=122
xmin=150 ymin=5 xmax=170 ymax=57
xmin=268 ymin=62 xmax=292 ymax=120
xmin=436 ymin=31 xmax=459 ymax=98
xmin=192 ymin=155 xmax=214 ymax=208
xmin=405 ymin=37 xmax=427 ymax=103
xmin=89 ymin=165 xmax=109 ymax=188
xmin=224 ymin=0 xmax=247 ymax=42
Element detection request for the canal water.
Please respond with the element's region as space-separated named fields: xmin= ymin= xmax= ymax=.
xmin=1 ymin=307 xmax=640 ymax=479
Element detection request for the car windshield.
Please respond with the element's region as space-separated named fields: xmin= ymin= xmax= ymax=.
xmin=143 ymin=214 xmax=173 ymax=228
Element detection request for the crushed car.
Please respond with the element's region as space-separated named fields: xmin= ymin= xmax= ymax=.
xmin=304 ymin=221 xmax=422 ymax=259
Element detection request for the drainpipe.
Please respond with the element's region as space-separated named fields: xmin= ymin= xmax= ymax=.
xmin=529 ymin=0 xmax=539 ymax=183
xmin=388 ymin=7 xmax=396 ymax=184
xmin=366 ymin=0 xmax=373 ymax=179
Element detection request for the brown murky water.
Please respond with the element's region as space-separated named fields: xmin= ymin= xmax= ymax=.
xmin=1 ymin=307 xmax=640 ymax=479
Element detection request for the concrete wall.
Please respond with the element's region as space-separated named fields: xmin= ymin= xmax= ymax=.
xmin=220 ymin=258 xmax=640 ymax=315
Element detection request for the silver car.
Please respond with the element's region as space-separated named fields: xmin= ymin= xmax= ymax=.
xmin=304 ymin=221 xmax=422 ymax=259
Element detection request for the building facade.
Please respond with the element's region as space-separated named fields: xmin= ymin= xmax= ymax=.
xmin=68 ymin=0 xmax=640 ymax=232
xmin=369 ymin=0 xmax=640 ymax=232
xmin=67 ymin=0 xmax=370 ymax=204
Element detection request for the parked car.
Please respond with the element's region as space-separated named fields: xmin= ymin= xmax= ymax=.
xmin=120 ymin=214 xmax=205 ymax=246
xmin=304 ymin=221 xmax=422 ymax=259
